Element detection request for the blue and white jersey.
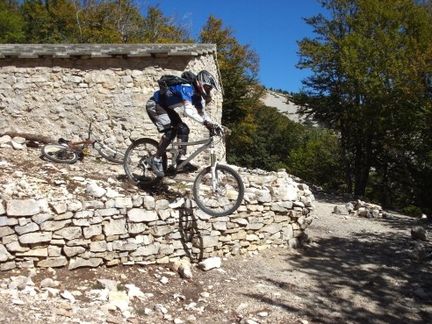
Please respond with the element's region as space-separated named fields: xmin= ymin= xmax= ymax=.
xmin=153 ymin=83 xmax=207 ymax=123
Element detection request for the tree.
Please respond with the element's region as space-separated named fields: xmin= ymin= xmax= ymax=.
xmin=0 ymin=0 xmax=25 ymax=43
xmin=140 ymin=6 xmax=190 ymax=43
xmin=199 ymin=16 xmax=264 ymax=162
xmin=295 ymin=0 xmax=432 ymax=205
xmin=21 ymin=0 xmax=79 ymax=43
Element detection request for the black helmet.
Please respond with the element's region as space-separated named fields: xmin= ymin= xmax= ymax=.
xmin=196 ymin=70 xmax=218 ymax=100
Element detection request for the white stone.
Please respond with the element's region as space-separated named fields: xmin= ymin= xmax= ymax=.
xmin=86 ymin=182 xmax=106 ymax=198
xmin=7 ymin=199 xmax=40 ymax=216
xmin=19 ymin=232 xmax=52 ymax=244
xmin=198 ymin=257 xmax=221 ymax=271
xmin=61 ymin=290 xmax=76 ymax=303
xmin=127 ymin=209 xmax=158 ymax=222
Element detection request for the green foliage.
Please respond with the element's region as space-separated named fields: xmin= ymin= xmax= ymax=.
xmin=199 ymin=16 xmax=264 ymax=161
xmin=295 ymin=0 xmax=432 ymax=212
xmin=289 ymin=128 xmax=344 ymax=191
xmin=21 ymin=0 xmax=79 ymax=43
xmin=0 ymin=0 xmax=25 ymax=43
xmin=401 ymin=205 xmax=423 ymax=218
xmin=140 ymin=6 xmax=190 ymax=43
xmin=3 ymin=1 xmax=189 ymax=43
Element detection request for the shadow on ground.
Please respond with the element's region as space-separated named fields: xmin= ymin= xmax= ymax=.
xmin=245 ymin=229 xmax=432 ymax=324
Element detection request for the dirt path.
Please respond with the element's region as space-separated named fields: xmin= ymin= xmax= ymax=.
xmin=1 ymin=198 xmax=431 ymax=324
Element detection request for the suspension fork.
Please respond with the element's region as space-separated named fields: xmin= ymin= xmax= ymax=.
xmin=210 ymin=144 xmax=218 ymax=191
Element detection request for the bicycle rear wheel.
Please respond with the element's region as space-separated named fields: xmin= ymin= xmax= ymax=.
xmin=123 ymin=138 xmax=166 ymax=186
xmin=193 ymin=164 xmax=244 ymax=217
xmin=41 ymin=144 xmax=79 ymax=164
xmin=94 ymin=142 xmax=125 ymax=164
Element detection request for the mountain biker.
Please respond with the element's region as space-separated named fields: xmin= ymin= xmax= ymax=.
xmin=146 ymin=70 xmax=222 ymax=177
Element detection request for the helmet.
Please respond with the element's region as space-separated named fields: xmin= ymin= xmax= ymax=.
xmin=196 ymin=70 xmax=218 ymax=101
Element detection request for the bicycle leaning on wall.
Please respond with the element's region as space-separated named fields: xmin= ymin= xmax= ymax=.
xmin=123 ymin=126 xmax=244 ymax=217
xmin=41 ymin=121 xmax=125 ymax=164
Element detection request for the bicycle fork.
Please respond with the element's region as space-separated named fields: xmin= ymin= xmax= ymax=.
xmin=210 ymin=144 xmax=219 ymax=192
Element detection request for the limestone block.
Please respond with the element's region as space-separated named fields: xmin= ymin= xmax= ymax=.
xmin=131 ymin=243 xmax=160 ymax=257
xmin=49 ymin=202 xmax=68 ymax=214
xmin=143 ymin=196 xmax=155 ymax=209
xmin=53 ymin=212 xmax=74 ymax=221
xmin=114 ymin=197 xmax=133 ymax=209
xmin=95 ymin=208 xmax=119 ymax=217
xmin=54 ymin=227 xmax=82 ymax=240
xmin=149 ymin=225 xmax=172 ymax=237
xmin=68 ymin=257 xmax=103 ymax=270
xmin=40 ymin=220 xmax=70 ymax=232
xmin=7 ymin=199 xmax=40 ymax=216
xmin=0 ymin=216 xmax=18 ymax=227
xmin=201 ymin=236 xmax=219 ymax=248
xmin=90 ymin=241 xmax=107 ymax=252
xmin=0 ymin=261 xmax=16 ymax=271
xmin=155 ymin=199 xmax=170 ymax=210
xmin=0 ymin=226 xmax=14 ymax=238
xmin=128 ymin=223 xmax=147 ymax=234
xmin=260 ymin=223 xmax=282 ymax=234
xmin=275 ymin=183 xmax=298 ymax=201
xmin=246 ymin=234 xmax=259 ymax=241
xmin=63 ymin=246 xmax=86 ymax=257
xmin=37 ymin=257 xmax=68 ymax=268
xmin=48 ymin=245 xmax=62 ymax=257
xmin=0 ymin=244 xmax=12 ymax=262
xmin=212 ymin=222 xmax=227 ymax=231
xmin=5 ymin=241 xmax=29 ymax=252
xmin=19 ymin=232 xmax=52 ymax=244
xmin=82 ymin=201 xmax=105 ymax=209
xmin=256 ymin=190 xmax=272 ymax=203
xmin=74 ymin=210 xmax=94 ymax=219
xmin=16 ymin=247 xmax=48 ymax=257
xmin=104 ymin=219 xmax=127 ymax=236
xmin=127 ymin=209 xmax=158 ymax=222
xmin=112 ymin=240 xmax=138 ymax=251
xmin=83 ymin=225 xmax=102 ymax=239
xmin=15 ymin=222 xmax=39 ymax=235
xmin=67 ymin=200 xmax=83 ymax=212
xmin=0 ymin=201 xmax=5 ymax=215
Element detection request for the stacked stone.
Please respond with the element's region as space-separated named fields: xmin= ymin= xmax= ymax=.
xmin=0 ymin=56 xmax=222 ymax=154
xmin=333 ymin=199 xmax=384 ymax=218
xmin=0 ymin=169 xmax=314 ymax=272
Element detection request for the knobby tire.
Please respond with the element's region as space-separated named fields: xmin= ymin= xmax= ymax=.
xmin=193 ymin=164 xmax=244 ymax=217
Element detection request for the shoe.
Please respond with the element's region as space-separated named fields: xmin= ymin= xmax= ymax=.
xmin=149 ymin=156 xmax=165 ymax=177
xmin=177 ymin=159 xmax=198 ymax=173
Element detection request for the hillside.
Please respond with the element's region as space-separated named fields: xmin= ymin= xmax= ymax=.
xmin=261 ymin=90 xmax=307 ymax=124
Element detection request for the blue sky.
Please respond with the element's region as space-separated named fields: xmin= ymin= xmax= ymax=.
xmin=142 ymin=0 xmax=326 ymax=93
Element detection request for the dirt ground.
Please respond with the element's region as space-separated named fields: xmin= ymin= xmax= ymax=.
xmin=0 ymin=145 xmax=431 ymax=323
xmin=1 ymin=198 xmax=431 ymax=324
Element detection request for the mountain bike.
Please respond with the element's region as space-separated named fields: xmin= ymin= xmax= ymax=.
xmin=123 ymin=126 xmax=244 ymax=217
xmin=41 ymin=122 xmax=125 ymax=164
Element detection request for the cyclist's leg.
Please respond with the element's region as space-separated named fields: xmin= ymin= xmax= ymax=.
xmin=146 ymin=98 xmax=174 ymax=158
xmin=176 ymin=122 xmax=190 ymax=156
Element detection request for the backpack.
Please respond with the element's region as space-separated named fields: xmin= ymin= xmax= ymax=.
xmin=157 ymin=72 xmax=196 ymax=93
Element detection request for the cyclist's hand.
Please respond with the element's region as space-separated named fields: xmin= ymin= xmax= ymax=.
xmin=204 ymin=121 xmax=223 ymax=136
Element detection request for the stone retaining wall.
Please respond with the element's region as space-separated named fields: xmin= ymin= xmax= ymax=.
xmin=0 ymin=53 xmax=222 ymax=159
xmin=0 ymin=169 xmax=314 ymax=271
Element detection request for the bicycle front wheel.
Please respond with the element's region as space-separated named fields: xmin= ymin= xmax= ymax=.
xmin=193 ymin=164 xmax=244 ymax=217
xmin=41 ymin=144 xmax=79 ymax=164
xmin=94 ymin=142 xmax=125 ymax=164
xmin=123 ymin=138 xmax=165 ymax=186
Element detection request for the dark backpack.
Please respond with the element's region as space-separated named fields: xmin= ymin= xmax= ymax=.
xmin=157 ymin=72 xmax=196 ymax=93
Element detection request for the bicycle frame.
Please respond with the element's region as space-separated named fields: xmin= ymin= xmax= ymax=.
xmin=168 ymin=136 xmax=216 ymax=170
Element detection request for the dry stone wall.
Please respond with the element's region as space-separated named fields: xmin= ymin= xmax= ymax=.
xmin=0 ymin=54 xmax=222 ymax=165
xmin=0 ymin=168 xmax=314 ymax=271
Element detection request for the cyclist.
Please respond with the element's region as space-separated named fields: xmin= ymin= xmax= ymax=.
xmin=146 ymin=70 xmax=221 ymax=177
